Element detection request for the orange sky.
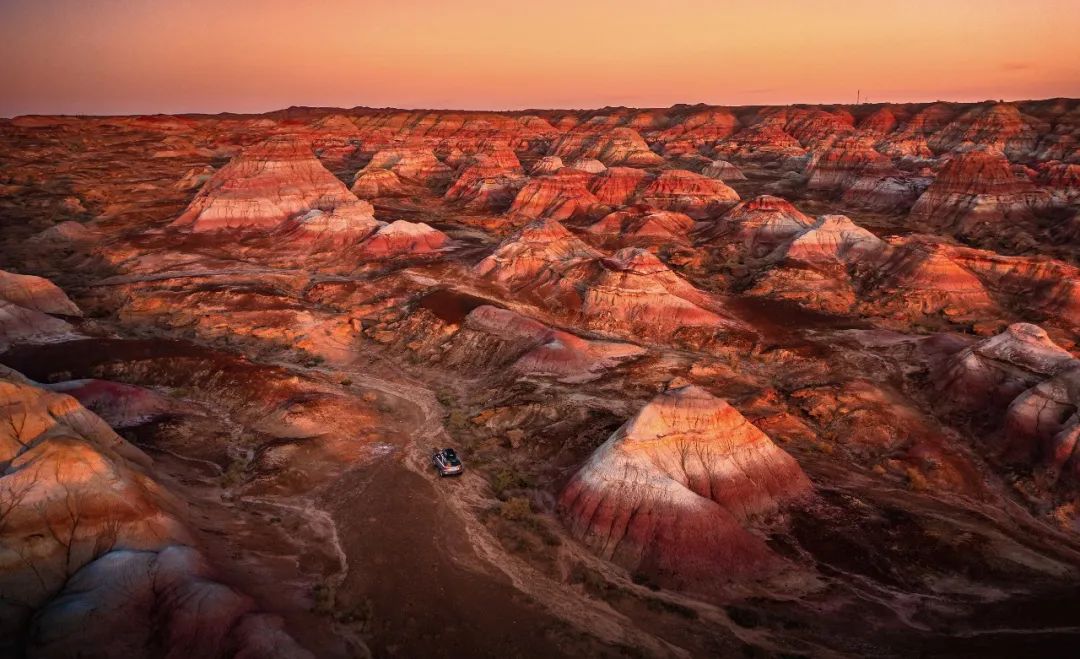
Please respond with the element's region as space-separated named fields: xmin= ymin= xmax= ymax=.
xmin=2 ymin=0 xmax=1078 ymax=116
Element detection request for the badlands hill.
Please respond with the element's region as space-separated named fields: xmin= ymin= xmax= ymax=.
xmin=1 ymin=98 xmax=1079 ymax=658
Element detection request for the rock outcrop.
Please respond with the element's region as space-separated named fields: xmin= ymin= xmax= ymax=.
xmin=473 ymin=218 xmax=602 ymax=295
xmin=0 ymin=270 xmax=81 ymax=316
xmin=655 ymin=109 xmax=740 ymax=156
xmin=696 ymin=195 xmax=815 ymax=256
xmin=45 ymin=379 xmax=176 ymax=428
xmin=588 ymin=167 xmax=651 ymax=206
xmin=570 ymin=158 xmax=608 ymax=174
xmin=1004 ymin=365 xmax=1080 ymax=476
xmin=457 ymin=305 xmax=646 ymax=383
xmin=773 ymin=214 xmax=886 ymax=265
xmin=878 ymin=103 xmax=957 ymax=160
xmin=360 ymin=146 xmax=453 ymax=187
xmin=279 ymin=203 xmax=382 ymax=247
xmin=0 ymin=365 xmax=309 ymax=658
xmin=935 ymin=323 xmax=1076 ymax=414
xmin=172 ymin=137 xmax=376 ymax=233
xmin=350 ymin=168 xmax=409 ymax=198
xmin=641 ymin=170 xmax=740 ymax=218
xmin=356 ymin=220 xmax=450 ymax=258
xmin=749 ymin=215 xmax=887 ymax=313
xmin=908 ymin=149 xmax=1049 ymax=236
xmin=553 ymin=126 xmax=663 ymax=167
xmin=700 ymin=159 xmax=746 ymax=182
xmin=933 ymin=324 xmax=1080 ymax=478
xmin=579 ymin=249 xmax=749 ymax=344
xmin=559 ymin=384 xmax=811 ymax=588
xmin=928 ymin=103 xmax=1045 ymax=159
xmin=864 ymin=240 xmax=998 ymax=320
xmin=444 ymin=154 xmax=525 ymax=211
xmin=507 ymin=170 xmax=600 ymax=220
xmin=588 ymin=210 xmax=694 ymax=243
xmin=529 ymin=156 xmax=565 ymax=175
xmin=806 ymin=136 xmax=893 ymax=192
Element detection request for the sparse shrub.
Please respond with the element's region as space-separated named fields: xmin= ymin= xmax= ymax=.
xmin=490 ymin=467 xmax=531 ymax=500
xmin=499 ymin=496 xmax=532 ymax=521
xmin=221 ymin=456 xmax=250 ymax=486
xmin=569 ymin=563 xmax=614 ymax=597
xmin=448 ymin=410 xmax=469 ymax=428
xmin=340 ymin=377 xmax=352 ymax=387
xmin=905 ymin=466 xmax=929 ymax=491
xmin=311 ymin=581 xmax=336 ymax=615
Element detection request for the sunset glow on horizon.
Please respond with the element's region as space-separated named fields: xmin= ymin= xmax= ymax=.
xmin=2 ymin=0 xmax=1079 ymax=116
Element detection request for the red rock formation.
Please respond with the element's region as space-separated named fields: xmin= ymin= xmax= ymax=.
xmin=700 ymin=159 xmax=746 ymax=182
xmin=748 ymin=215 xmax=887 ymax=313
xmin=935 ymin=323 xmax=1076 ymax=414
xmin=552 ymin=126 xmax=663 ymax=167
xmin=840 ymin=175 xmax=922 ymax=212
xmin=928 ymin=103 xmax=1046 ymax=159
xmin=475 ymin=222 xmax=746 ymax=344
xmin=559 ymin=384 xmax=811 ymax=588
xmin=174 ymin=165 xmax=215 ymax=191
xmin=945 ymin=248 xmax=1080 ymax=330
xmin=529 ymin=155 xmax=565 ymax=175
xmin=0 ymin=270 xmax=81 ymax=316
xmin=1005 ymin=364 xmax=1080 ymax=476
xmin=0 ymin=365 xmax=308 ymax=657
xmin=459 ymin=305 xmax=646 ymax=383
xmin=0 ymin=302 xmax=75 ymax=352
xmin=858 ymin=106 xmax=900 ymax=135
xmin=440 ymin=140 xmax=521 ymax=170
xmin=307 ymin=113 xmax=364 ymax=173
xmin=444 ymin=154 xmax=525 ymax=211
xmin=473 ymin=218 xmax=602 ymax=295
xmin=655 ymin=109 xmax=740 ymax=156
xmin=1034 ymin=104 xmax=1080 ymax=162
xmin=570 ymin=158 xmax=608 ymax=174
xmin=45 ymin=379 xmax=176 ymax=428
xmin=172 ymin=137 xmax=376 ymax=233
xmin=775 ymin=214 xmax=887 ymax=264
xmin=715 ymin=122 xmax=807 ymax=167
xmin=360 ymin=146 xmax=453 ymax=187
xmin=878 ymin=103 xmax=957 ymax=160
xmin=806 ymin=136 xmax=894 ymax=192
xmin=697 ymin=195 xmax=815 ymax=257
xmin=864 ymin=240 xmax=998 ymax=320
xmin=350 ymin=168 xmax=409 ymax=198
xmin=587 ymin=210 xmax=694 ymax=243
xmin=641 ymin=169 xmax=739 ymax=219
xmin=1038 ymin=161 xmax=1080 ymax=203
xmin=279 ymin=203 xmax=382 ymax=247
xmin=908 ymin=148 xmax=1050 ymax=235
xmin=356 ymin=220 xmax=450 ymax=258
xmin=506 ymin=169 xmax=600 ymax=220
xmin=781 ymin=107 xmax=856 ymax=148
xmin=934 ymin=323 xmax=1080 ymax=479
xmin=588 ymin=167 xmax=650 ymax=206
xmin=580 ymin=248 xmax=748 ymax=342
xmin=347 ymin=110 xmax=555 ymax=160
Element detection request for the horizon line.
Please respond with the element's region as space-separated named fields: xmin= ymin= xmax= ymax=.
xmin=4 ymin=94 xmax=1078 ymax=122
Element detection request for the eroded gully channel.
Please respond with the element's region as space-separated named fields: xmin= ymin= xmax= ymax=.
xmin=1 ymin=338 xmax=678 ymax=658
